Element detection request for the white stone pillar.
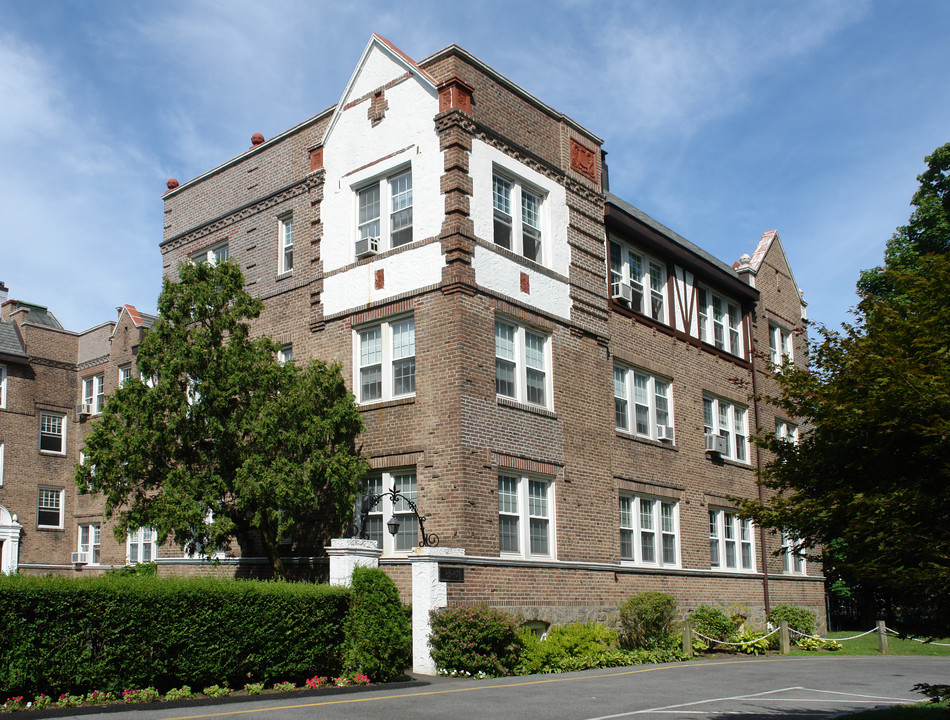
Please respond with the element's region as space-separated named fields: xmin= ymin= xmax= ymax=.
xmin=0 ymin=507 xmax=22 ymax=575
xmin=409 ymin=546 xmax=465 ymax=675
xmin=325 ymin=538 xmax=381 ymax=587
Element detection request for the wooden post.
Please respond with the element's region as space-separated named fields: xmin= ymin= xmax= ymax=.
xmin=877 ymin=620 xmax=888 ymax=654
xmin=682 ymin=619 xmax=693 ymax=658
xmin=779 ymin=620 xmax=790 ymax=654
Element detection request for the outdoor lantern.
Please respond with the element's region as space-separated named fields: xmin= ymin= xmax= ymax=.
xmin=387 ymin=515 xmax=400 ymax=537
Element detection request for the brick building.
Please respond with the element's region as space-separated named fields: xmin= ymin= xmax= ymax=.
xmin=0 ymin=281 xmax=157 ymax=574
xmin=153 ymin=35 xmax=822 ymax=625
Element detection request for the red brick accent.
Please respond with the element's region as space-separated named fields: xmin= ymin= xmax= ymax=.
xmin=570 ymin=139 xmax=597 ymax=182
xmin=368 ymin=89 xmax=389 ymax=126
xmin=375 ymin=269 xmax=385 ymax=290
xmin=438 ymin=77 xmax=474 ymax=115
xmin=309 ymin=146 xmax=324 ymax=172
xmin=520 ymin=272 xmax=530 ymax=294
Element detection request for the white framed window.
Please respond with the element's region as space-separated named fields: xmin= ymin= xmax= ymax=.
xmin=119 ymin=365 xmax=132 ymax=387
xmin=190 ymin=241 xmax=229 ymax=266
xmin=357 ymin=168 xmax=412 ymax=253
xmin=608 ymin=240 xmax=667 ymax=323
xmin=493 ymin=171 xmax=544 ymax=263
xmin=83 ymin=374 xmax=105 ymax=414
xmin=127 ymin=527 xmax=157 ymax=563
xmin=696 ymin=287 xmax=743 ymax=357
xmin=709 ymin=509 xmax=755 ymax=571
xmin=495 ymin=318 xmax=551 ymax=409
xmin=37 ymin=487 xmax=64 ymax=528
xmin=39 ymin=412 xmax=66 ymax=454
xmin=613 ymin=365 xmax=673 ymax=442
xmin=498 ymin=473 xmax=554 ymax=558
xmin=769 ymin=323 xmax=793 ymax=365
xmin=776 ymin=419 xmax=798 ymax=444
xmin=781 ymin=531 xmax=806 ymax=575
xmin=358 ymin=470 xmax=418 ymax=555
xmin=619 ymin=494 xmax=679 ymax=567
xmin=703 ymin=395 xmax=749 ymax=463
xmin=278 ymin=214 xmax=294 ymax=274
xmin=355 ymin=316 xmax=415 ymax=404
xmin=78 ymin=523 xmax=101 ymax=564
xmin=0 ymin=364 xmax=6 ymax=408
xmin=278 ymin=344 xmax=293 ymax=364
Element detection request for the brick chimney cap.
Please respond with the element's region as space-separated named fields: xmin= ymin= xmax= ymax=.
xmin=251 ymin=132 xmax=265 ymax=146
xmin=166 ymin=178 xmax=179 ymax=190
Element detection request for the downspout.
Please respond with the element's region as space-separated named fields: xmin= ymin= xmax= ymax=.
xmin=748 ymin=307 xmax=770 ymax=617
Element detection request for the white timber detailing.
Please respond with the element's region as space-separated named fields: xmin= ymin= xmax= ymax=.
xmin=0 ymin=505 xmax=22 ymax=575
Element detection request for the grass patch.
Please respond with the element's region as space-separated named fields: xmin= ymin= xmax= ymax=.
xmin=788 ymin=631 xmax=950 ymax=657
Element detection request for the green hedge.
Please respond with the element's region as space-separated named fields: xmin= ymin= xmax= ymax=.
xmin=0 ymin=574 xmax=350 ymax=697
xmin=342 ymin=567 xmax=411 ymax=682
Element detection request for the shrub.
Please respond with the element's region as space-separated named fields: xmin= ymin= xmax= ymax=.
xmin=202 ymin=685 xmax=232 ymax=698
xmin=273 ymin=681 xmax=297 ymax=692
xmin=517 ymin=622 xmax=619 ymax=674
xmin=0 ymin=573 xmax=349 ymax=697
xmin=86 ymin=690 xmax=116 ymax=705
xmin=767 ymin=604 xmax=816 ymax=636
xmin=734 ymin=629 xmax=771 ymax=655
xmin=56 ymin=693 xmax=83 ymax=708
xmin=122 ymin=687 xmax=159 ymax=703
xmin=618 ymin=592 xmax=679 ymax=650
xmin=32 ymin=695 xmax=51 ymax=709
xmin=342 ymin=567 xmax=411 ymax=683
xmin=429 ymin=605 xmax=521 ymax=677
xmin=795 ymin=637 xmax=842 ymax=651
xmin=244 ymin=683 xmax=265 ymax=695
xmin=689 ymin=606 xmax=735 ymax=649
xmin=164 ymin=686 xmax=194 ymax=701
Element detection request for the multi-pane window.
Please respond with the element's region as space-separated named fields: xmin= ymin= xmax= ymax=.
xmin=358 ymin=471 xmax=418 ymax=555
xmin=495 ymin=319 xmax=550 ymax=408
xmin=357 ymin=169 xmax=412 ymax=252
xmin=608 ymin=240 xmax=666 ymax=323
xmin=781 ymin=531 xmax=806 ymax=575
xmin=776 ymin=419 xmax=799 ymax=444
xmin=613 ymin=365 xmax=673 ymax=442
xmin=39 ymin=412 xmax=65 ymax=454
xmin=279 ymin=214 xmax=294 ymax=273
xmin=703 ymin=396 xmax=748 ymax=462
xmin=278 ymin=344 xmax=293 ymax=364
xmin=356 ymin=317 xmax=415 ymax=404
xmin=0 ymin=364 xmax=6 ymax=408
xmin=78 ymin=523 xmax=101 ymax=564
xmin=769 ymin=323 xmax=793 ymax=365
xmin=498 ymin=474 xmax=553 ymax=558
xmin=191 ymin=242 xmax=229 ymax=266
xmin=696 ymin=287 xmax=743 ymax=357
xmin=37 ymin=487 xmax=63 ymax=528
xmin=492 ymin=172 xmax=544 ymax=263
xmin=119 ymin=365 xmax=132 ymax=387
xmin=619 ymin=495 xmax=678 ymax=566
xmin=128 ymin=527 xmax=157 ymax=563
xmin=709 ymin=509 xmax=755 ymax=571
xmin=83 ymin=374 xmax=105 ymax=413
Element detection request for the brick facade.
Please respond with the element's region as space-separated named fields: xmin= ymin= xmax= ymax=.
xmin=0 ymin=35 xmax=821 ymax=630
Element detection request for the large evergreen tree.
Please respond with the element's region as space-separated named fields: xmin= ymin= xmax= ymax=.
xmin=77 ymin=261 xmax=367 ymax=579
xmin=740 ymin=143 xmax=950 ymax=630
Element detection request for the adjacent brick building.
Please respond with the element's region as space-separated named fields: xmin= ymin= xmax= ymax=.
xmin=0 ymin=35 xmax=822 ymax=628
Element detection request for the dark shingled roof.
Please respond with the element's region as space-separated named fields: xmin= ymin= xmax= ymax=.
xmin=7 ymin=302 xmax=63 ymax=330
xmin=0 ymin=322 xmax=26 ymax=359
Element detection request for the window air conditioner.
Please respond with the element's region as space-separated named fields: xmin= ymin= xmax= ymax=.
xmin=656 ymin=425 xmax=675 ymax=442
xmin=355 ymin=236 xmax=379 ymax=258
xmin=705 ymin=433 xmax=728 ymax=455
xmin=71 ymin=552 xmax=89 ymax=565
xmin=76 ymin=403 xmax=93 ymax=417
xmin=612 ymin=282 xmax=633 ymax=303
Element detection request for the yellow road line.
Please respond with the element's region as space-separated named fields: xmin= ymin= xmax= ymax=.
xmin=160 ymin=657 xmax=824 ymax=720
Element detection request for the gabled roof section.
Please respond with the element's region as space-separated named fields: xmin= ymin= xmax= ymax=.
xmin=2 ymin=300 xmax=64 ymax=329
xmin=320 ymin=34 xmax=438 ymax=147
xmin=0 ymin=321 xmax=27 ymax=361
xmin=746 ymin=230 xmax=805 ymax=305
xmin=605 ymin=192 xmax=757 ymax=301
xmin=110 ymin=304 xmax=157 ymax=339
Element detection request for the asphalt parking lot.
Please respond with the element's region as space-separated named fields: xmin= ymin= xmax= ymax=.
xmin=52 ymin=655 xmax=950 ymax=720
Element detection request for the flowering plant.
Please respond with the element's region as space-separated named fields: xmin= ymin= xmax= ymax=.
xmin=32 ymin=695 xmax=51 ymax=709
xmin=305 ymin=676 xmax=329 ymax=689
xmin=86 ymin=690 xmax=116 ymax=705
xmin=122 ymin=687 xmax=159 ymax=703
xmin=273 ymin=681 xmax=297 ymax=692
xmin=244 ymin=683 xmax=265 ymax=695
xmin=2 ymin=696 xmax=25 ymax=712
xmin=56 ymin=694 xmax=83 ymax=708
xmin=202 ymin=685 xmax=232 ymax=698
xmin=164 ymin=686 xmax=194 ymax=701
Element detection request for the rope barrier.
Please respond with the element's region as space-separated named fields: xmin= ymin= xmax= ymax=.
xmin=791 ymin=627 xmax=876 ymax=642
xmin=885 ymin=626 xmax=950 ymax=647
xmin=691 ymin=627 xmax=779 ymax=647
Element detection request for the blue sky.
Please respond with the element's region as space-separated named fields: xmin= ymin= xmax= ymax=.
xmin=2 ymin=1 xmax=948 ymax=332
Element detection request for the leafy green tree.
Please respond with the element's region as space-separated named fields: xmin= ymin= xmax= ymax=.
xmin=859 ymin=142 xmax=950 ymax=298
xmin=77 ymin=260 xmax=367 ymax=579
xmin=741 ymin=251 xmax=950 ymax=630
